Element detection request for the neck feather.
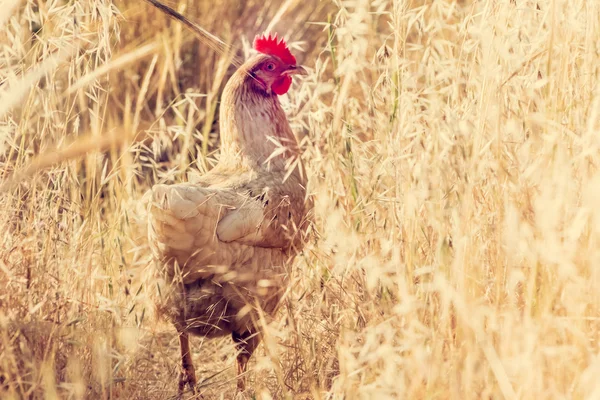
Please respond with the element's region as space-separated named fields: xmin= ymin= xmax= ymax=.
xmin=219 ymin=65 xmax=300 ymax=168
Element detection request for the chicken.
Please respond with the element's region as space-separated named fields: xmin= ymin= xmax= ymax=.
xmin=146 ymin=34 xmax=311 ymax=395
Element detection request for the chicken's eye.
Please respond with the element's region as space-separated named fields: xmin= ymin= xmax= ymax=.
xmin=265 ymin=62 xmax=275 ymax=71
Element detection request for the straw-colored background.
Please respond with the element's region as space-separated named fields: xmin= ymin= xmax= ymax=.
xmin=1 ymin=0 xmax=599 ymax=398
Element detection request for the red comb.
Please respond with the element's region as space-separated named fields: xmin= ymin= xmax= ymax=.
xmin=253 ymin=33 xmax=296 ymax=65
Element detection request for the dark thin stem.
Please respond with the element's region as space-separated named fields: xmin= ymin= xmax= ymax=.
xmin=142 ymin=0 xmax=242 ymax=67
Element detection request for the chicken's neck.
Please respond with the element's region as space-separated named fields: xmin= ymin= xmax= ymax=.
xmin=219 ymin=69 xmax=300 ymax=171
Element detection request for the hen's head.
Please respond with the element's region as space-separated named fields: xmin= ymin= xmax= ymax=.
xmin=247 ymin=34 xmax=307 ymax=96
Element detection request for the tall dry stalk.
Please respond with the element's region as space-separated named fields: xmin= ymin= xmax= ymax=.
xmin=0 ymin=0 xmax=599 ymax=399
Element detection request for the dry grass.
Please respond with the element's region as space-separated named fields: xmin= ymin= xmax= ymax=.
xmin=1 ymin=0 xmax=599 ymax=398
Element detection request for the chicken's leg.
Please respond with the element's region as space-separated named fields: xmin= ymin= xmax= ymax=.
xmin=232 ymin=331 xmax=260 ymax=391
xmin=176 ymin=327 xmax=197 ymax=394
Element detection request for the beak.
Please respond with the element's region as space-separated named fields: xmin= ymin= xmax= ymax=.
xmin=283 ymin=65 xmax=308 ymax=76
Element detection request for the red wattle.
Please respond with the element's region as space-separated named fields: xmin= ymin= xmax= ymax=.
xmin=272 ymin=76 xmax=292 ymax=95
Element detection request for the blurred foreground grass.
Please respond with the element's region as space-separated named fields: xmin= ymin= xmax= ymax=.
xmin=1 ymin=0 xmax=600 ymax=398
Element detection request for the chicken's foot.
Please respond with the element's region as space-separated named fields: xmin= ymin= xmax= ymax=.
xmin=232 ymin=331 xmax=260 ymax=392
xmin=177 ymin=328 xmax=197 ymax=395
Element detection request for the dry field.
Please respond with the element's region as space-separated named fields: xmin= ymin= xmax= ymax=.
xmin=1 ymin=0 xmax=599 ymax=398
